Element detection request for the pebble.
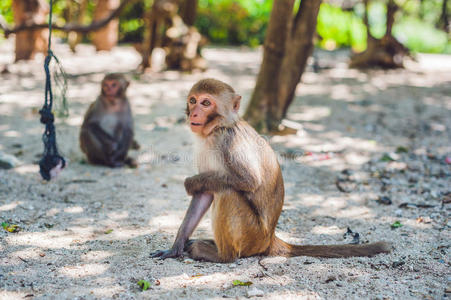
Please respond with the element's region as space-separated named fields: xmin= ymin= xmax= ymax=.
xmin=246 ymin=287 xmax=264 ymax=298
xmin=228 ymin=263 xmax=237 ymax=268
xmin=0 ymin=152 xmax=20 ymax=169
xmin=183 ymin=258 xmax=194 ymax=264
xmin=395 ymin=209 xmax=403 ymax=217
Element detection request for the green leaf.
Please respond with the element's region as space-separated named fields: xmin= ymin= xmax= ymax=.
xmin=380 ymin=153 xmax=395 ymax=162
xmin=2 ymin=222 xmax=19 ymax=233
xmin=137 ymin=280 xmax=150 ymax=291
xmin=391 ymin=221 xmax=403 ymax=229
xmin=104 ymin=229 xmax=113 ymax=234
xmin=232 ymin=280 xmax=253 ymax=286
xmin=395 ymin=146 xmax=409 ymax=153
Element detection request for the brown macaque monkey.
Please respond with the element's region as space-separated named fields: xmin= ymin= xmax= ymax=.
xmin=151 ymin=78 xmax=390 ymax=262
xmin=80 ymin=73 xmax=139 ymax=168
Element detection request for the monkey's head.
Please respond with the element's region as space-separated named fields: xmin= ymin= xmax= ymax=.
xmin=186 ymin=78 xmax=241 ymax=136
xmin=101 ymin=73 xmax=129 ymax=102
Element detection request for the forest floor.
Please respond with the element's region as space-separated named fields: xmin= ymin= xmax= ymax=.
xmin=0 ymin=39 xmax=450 ymax=300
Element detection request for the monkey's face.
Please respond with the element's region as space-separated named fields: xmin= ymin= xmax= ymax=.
xmin=187 ymin=93 xmax=217 ymax=134
xmin=102 ymin=79 xmax=121 ymax=100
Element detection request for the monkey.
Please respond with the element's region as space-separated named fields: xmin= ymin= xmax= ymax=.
xmin=151 ymin=78 xmax=390 ymax=263
xmin=79 ymin=73 xmax=139 ymax=168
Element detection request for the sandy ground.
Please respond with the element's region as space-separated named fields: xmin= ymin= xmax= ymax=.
xmin=0 ymin=39 xmax=450 ymax=300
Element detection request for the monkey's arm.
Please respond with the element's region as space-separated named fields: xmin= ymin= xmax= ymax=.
xmin=111 ymin=124 xmax=133 ymax=159
xmin=87 ymin=123 xmax=117 ymax=145
xmin=151 ymin=192 xmax=213 ymax=259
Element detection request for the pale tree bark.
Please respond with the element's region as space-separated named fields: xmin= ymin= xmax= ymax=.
xmin=138 ymin=0 xmax=205 ymax=72
xmin=92 ymin=0 xmax=120 ymax=51
xmin=12 ymin=0 xmax=49 ymax=62
xmin=66 ymin=0 xmax=88 ymax=52
xmin=244 ymin=0 xmax=321 ymax=133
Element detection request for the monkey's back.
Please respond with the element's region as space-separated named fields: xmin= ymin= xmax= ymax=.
xmin=205 ymin=121 xmax=284 ymax=252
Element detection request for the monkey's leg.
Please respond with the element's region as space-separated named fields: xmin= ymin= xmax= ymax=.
xmin=212 ymin=190 xmax=271 ymax=262
xmin=151 ymin=192 xmax=213 ymax=259
xmin=186 ymin=239 xmax=223 ymax=262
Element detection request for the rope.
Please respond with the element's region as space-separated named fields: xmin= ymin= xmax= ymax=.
xmin=39 ymin=0 xmax=66 ymax=180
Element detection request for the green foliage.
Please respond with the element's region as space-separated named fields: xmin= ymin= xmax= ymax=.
xmin=196 ymin=0 xmax=272 ymax=47
xmin=394 ymin=17 xmax=451 ymax=54
xmin=317 ymin=3 xmax=367 ymax=52
xmin=119 ymin=1 xmax=145 ymax=43
xmin=232 ymin=279 xmax=253 ymax=286
xmin=317 ymin=2 xmax=449 ymax=54
xmin=0 ymin=0 xmax=13 ymax=24
xmin=391 ymin=221 xmax=403 ymax=229
xmin=137 ymin=280 xmax=150 ymax=291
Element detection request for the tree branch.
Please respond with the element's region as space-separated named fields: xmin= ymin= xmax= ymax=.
xmin=0 ymin=0 xmax=136 ymax=37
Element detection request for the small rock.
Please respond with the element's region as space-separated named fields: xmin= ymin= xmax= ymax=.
xmin=183 ymin=258 xmax=194 ymax=264
xmin=93 ymin=202 xmax=102 ymax=209
xmin=0 ymin=152 xmax=20 ymax=169
xmin=377 ymin=196 xmax=392 ymax=205
xmin=325 ymin=276 xmax=336 ymax=283
xmin=246 ymin=287 xmax=264 ymax=298
xmin=228 ymin=263 xmax=237 ymax=268
xmin=395 ymin=209 xmax=403 ymax=217
xmin=392 ymin=261 xmax=405 ymax=268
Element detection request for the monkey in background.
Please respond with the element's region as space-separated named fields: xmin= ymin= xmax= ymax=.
xmin=80 ymin=73 xmax=139 ymax=168
xmin=152 ymin=78 xmax=390 ymax=262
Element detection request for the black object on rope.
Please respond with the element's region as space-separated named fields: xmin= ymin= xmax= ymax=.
xmin=39 ymin=0 xmax=65 ymax=180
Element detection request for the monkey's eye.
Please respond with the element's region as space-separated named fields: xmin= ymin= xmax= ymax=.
xmin=189 ymin=97 xmax=196 ymax=104
xmin=201 ymin=99 xmax=211 ymax=106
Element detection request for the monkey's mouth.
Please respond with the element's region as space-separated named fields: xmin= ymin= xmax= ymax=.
xmin=191 ymin=122 xmax=203 ymax=126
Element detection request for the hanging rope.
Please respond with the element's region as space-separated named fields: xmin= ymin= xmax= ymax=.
xmin=39 ymin=0 xmax=66 ymax=180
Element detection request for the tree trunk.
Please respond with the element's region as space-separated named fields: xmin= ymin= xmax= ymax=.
xmin=243 ymin=0 xmax=295 ymax=133
xmin=138 ymin=0 xmax=205 ymax=72
xmin=350 ymin=0 xmax=410 ymax=69
xmin=12 ymin=0 xmax=49 ymax=62
xmin=275 ymin=0 xmax=321 ymax=123
xmin=92 ymin=0 xmax=120 ymax=51
xmin=67 ymin=0 xmax=88 ymax=52
xmin=438 ymin=0 xmax=449 ymax=33
xmin=180 ymin=0 xmax=198 ymax=26
xmin=244 ymin=0 xmax=321 ymax=133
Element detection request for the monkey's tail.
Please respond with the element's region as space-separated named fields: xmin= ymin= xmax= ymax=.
xmin=269 ymin=236 xmax=391 ymax=258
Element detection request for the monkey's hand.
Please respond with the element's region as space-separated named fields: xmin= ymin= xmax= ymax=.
xmin=150 ymin=247 xmax=184 ymax=260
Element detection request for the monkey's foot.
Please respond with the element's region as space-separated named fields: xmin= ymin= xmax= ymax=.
xmin=186 ymin=239 xmax=223 ymax=262
xmin=124 ymin=157 xmax=138 ymax=168
xmin=150 ymin=248 xmax=183 ymax=260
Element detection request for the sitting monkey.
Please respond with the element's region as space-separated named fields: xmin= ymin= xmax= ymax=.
xmin=80 ymin=73 xmax=139 ymax=168
xmin=152 ymin=78 xmax=390 ymax=262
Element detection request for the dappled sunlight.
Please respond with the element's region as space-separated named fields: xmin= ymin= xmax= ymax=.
xmin=81 ymin=250 xmax=113 ymax=262
xmin=14 ymin=164 xmax=39 ymax=175
xmin=311 ymin=225 xmax=343 ymax=235
xmin=90 ymin=285 xmax=125 ymax=298
xmin=7 ymin=231 xmax=81 ymax=248
xmin=3 ymin=130 xmax=21 ymax=137
xmin=64 ymin=206 xmax=84 ymax=214
xmin=9 ymin=247 xmax=43 ymax=262
xmin=59 ymin=263 xmax=109 ymax=278
xmin=0 ymin=201 xmax=20 ymax=211
xmin=107 ymin=211 xmax=129 ymax=220
xmin=288 ymin=106 xmax=331 ymax=122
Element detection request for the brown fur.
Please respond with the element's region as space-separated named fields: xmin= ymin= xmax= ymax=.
xmin=152 ymin=78 xmax=390 ymax=263
xmin=79 ymin=74 xmax=137 ymax=168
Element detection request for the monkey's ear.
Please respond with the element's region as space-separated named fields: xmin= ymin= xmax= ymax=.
xmin=125 ymin=80 xmax=130 ymax=89
xmin=232 ymin=95 xmax=241 ymax=112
